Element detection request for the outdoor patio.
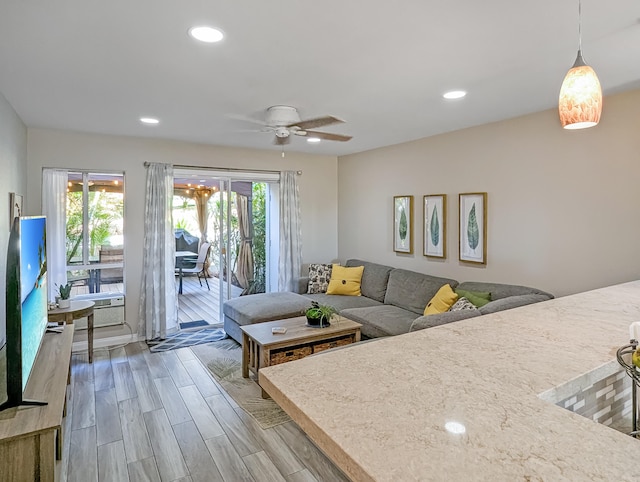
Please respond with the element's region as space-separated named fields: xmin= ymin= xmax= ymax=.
xmin=70 ymin=275 xmax=242 ymax=326
xmin=177 ymin=274 xmax=243 ymax=325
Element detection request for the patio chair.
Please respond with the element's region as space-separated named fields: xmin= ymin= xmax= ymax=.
xmin=178 ymin=242 xmax=211 ymax=290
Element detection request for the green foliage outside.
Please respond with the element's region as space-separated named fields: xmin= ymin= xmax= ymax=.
xmin=249 ymin=183 xmax=266 ymax=294
xmin=66 ymin=191 xmax=123 ymax=263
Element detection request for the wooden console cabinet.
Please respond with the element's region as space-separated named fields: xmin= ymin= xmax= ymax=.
xmin=0 ymin=325 xmax=74 ymax=482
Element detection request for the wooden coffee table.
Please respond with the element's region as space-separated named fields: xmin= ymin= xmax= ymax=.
xmin=241 ymin=316 xmax=361 ymax=397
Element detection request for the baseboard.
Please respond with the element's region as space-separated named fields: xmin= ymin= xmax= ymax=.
xmin=72 ymin=333 xmax=139 ymax=352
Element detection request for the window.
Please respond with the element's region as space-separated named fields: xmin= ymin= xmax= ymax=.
xmin=66 ymin=172 xmax=125 ymax=296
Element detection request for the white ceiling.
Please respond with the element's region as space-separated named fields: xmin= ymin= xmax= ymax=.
xmin=0 ymin=1 xmax=639 ymax=157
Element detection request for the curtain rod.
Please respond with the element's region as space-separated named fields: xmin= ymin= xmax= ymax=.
xmin=143 ymin=162 xmax=301 ymax=175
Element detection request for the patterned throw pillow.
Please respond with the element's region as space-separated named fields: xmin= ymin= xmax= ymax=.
xmin=448 ymin=297 xmax=478 ymax=312
xmin=307 ymin=263 xmax=333 ymax=294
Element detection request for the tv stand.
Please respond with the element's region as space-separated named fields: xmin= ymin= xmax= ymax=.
xmin=0 ymin=324 xmax=74 ymax=482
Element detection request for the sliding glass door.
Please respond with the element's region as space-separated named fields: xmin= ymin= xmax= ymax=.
xmin=173 ymin=169 xmax=278 ymax=324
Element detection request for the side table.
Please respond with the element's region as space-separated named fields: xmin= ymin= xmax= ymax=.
xmin=48 ymin=300 xmax=95 ymax=363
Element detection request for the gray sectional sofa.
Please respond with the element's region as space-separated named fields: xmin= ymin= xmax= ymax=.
xmin=222 ymin=258 xmax=553 ymax=343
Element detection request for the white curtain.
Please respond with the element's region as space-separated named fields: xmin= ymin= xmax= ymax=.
xmin=278 ymin=171 xmax=302 ymax=291
xmin=138 ymin=163 xmax=178 ymax=339
xmin=42 ymin=169 xmax=68 ymax=303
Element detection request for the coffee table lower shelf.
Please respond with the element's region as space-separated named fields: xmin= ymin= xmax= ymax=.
xmin=240 ymin=316 xmax=362 ymax=398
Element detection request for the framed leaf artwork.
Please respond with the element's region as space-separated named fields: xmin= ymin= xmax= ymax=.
xmin=393 ymin=195 xmax=413 ymax=254
xmin=459 ymin=192 xmax=487 ymax=264
xmin=423 ymin=194 xmax=446 ymax=258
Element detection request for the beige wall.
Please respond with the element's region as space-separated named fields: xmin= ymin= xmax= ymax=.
xmin=26 ymin=128 xmax=338 ymax=339
xmin=338 ymin=89 xmax=640 ymax=297
xmin=0 ymin=92 xmax=27 ymax=347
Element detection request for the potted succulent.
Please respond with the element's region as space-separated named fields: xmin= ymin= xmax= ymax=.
xmin=56 ymin=283 xmax=72 ymax=309
xmin=305 ymin=301 xmax=337 ymax=328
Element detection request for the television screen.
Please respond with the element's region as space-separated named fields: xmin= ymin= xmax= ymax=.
xmin=19 ymin=216 xmax=48 ymax=390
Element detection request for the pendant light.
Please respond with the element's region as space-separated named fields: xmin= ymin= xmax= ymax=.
xmin=558 ymin=0 xmax=602 ymax=129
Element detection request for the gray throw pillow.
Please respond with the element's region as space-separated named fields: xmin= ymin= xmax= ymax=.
xmin=307 ymin=263 xmax=333 ymax=294
xmin=449 ymin=297 xmax=478 ymax=312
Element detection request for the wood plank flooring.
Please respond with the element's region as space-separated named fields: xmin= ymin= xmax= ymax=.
xmin=62 ymin=341 xmax=349 ymax=482
xmin=177 ymin=276 xmax=243 ymax=325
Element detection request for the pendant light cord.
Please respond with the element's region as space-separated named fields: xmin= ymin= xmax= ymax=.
xmin=578 ymin=0 xmax=582 ymax=52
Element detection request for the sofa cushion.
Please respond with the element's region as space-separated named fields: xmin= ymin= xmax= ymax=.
xmin=327 ymin=264 xmax=364 ymax=296
xmin=449 ymin=297 xmax=478 ymax=312
xmin=479 ymin=294 xmax=551 ymax=314
xmin=345 ymin=259 xmax=394 ymax=303
xmin=457 ymin=281 xmax=554 ymax=301
xmin=384 ymin=269 xmax=459 ymax=315
xmin=341 ymin=305 xmax=419 ymax=338
xmin=307 ymin=263 xmax=333 ymax=294
xmin=222 ymin=292 xmax=310 ymax=326
xmin=303 ymin=293 xmax=383 ymax=312
xmin=454 ymin=288 xmax=491 ymax=308
xmin=410 ymin=309 xmax=482 ymax=332
xmin=424 ymin=284 xmax=459 ymax=315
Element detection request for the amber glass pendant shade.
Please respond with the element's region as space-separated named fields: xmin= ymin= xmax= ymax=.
xmin=559 ymin=50 xmax=602 ymax=129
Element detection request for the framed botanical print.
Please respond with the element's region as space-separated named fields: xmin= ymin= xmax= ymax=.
xmin=424 ymin=194 xmax=446 ymax=258
xmin=459 ymin=192 xmax=487 ymax=264
xmin=393 ymin=195 xmax=413 ymax=254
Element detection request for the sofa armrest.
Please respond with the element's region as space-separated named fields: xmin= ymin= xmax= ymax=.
xmin=409 ymin=309 xmax=481 ymax=332
xmin=293 ymin=276 xmax=309 ymax=294
xmin=479 ymin=294 xmax=551 ymax=315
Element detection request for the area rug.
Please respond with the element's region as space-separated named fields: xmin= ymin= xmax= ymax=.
xmin=179 ymin=320 xmax=209 ymax=330
xmin=148 ymin=325 xmax=226 ymax=352
xmin=191 ymin=339 xmax=291 ymax=429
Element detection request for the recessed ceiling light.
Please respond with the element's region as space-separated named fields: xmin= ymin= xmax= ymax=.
xmin=189 ymin=26 xmax=224 ymax=43
xmin=443 ymin=90 xmax=467 ymax=100
xmin=307 ymin=137 xmax=321 ymax=143
xmin=140 ymin=117 xmax=159 ymax=125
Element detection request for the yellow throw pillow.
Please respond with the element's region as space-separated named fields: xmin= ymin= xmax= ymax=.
xmin=326 ymin=264 xmax=364 ymax=296
xmin=424 ymin=284 xmax=459 ymax=315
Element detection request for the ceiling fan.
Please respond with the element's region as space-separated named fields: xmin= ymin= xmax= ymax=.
xmin=237 ymin=105 xmax=352 ymax=145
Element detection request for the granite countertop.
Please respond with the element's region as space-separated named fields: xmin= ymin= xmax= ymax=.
xmin=260 ymin=281 xmax=640 ymax=481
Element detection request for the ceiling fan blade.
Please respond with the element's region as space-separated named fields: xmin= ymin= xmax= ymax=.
xmin=303 ymin=130 xmax=352 ymax=142
xmin=231 ymin=128 xmax=271 ymax=133
xmin=289 ymin=116 xmax=344 ymax=130
xmin=226 ymin=113 xmax=266 ymax=126
xmin=274 ymin=135 xmax=290 ymax=145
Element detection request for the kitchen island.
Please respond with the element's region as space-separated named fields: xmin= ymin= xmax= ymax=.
xmin=260 ymin=281 xmax=640 ymax=481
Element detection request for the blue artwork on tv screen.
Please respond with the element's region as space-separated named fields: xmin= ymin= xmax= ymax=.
xmin=19 ymin=216 xmax=48 ymax=390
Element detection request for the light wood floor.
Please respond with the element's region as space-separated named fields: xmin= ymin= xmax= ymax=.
xmin=177 ymin=276 xmax=242 ymax=326
xmin=62 ymin=340 xmax=349 ymax=482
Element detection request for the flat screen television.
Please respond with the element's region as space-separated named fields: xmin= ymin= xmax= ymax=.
xmin=0 ymin=215 xmax=48 ymax=411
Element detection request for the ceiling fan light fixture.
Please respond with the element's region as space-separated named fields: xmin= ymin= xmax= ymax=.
xmin=443 ymin=90 xmax=467 ymax=100
xmin=307 ymin=137 xmax=321 ymax=143
xmin=189 ymin=26 xmax=224 ymax=43
xmin=558 ymin=0 xmax=602 ymax=129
